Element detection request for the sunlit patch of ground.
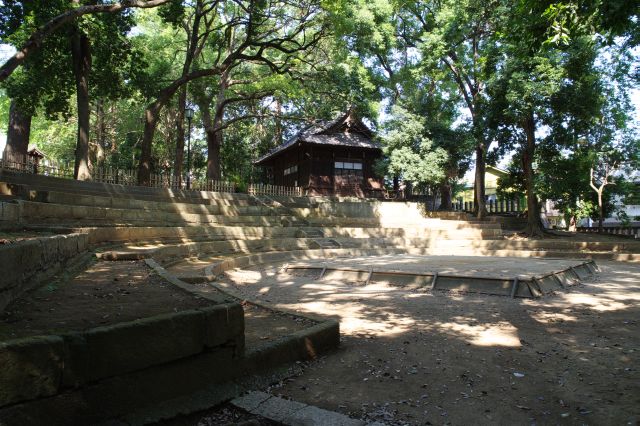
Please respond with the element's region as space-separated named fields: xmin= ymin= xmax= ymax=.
xmin=219 ymin=259 xmax=640 ymax=425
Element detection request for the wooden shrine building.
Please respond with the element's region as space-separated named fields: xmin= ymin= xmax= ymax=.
xmin=255 ymin=111 xmax=384 ymax=197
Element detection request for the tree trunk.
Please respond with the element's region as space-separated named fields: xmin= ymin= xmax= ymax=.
xmin=95 ymin=99 xmax=107 ymax=164
xmin=5 ymin=99 xmax=32 ymax=158
xmin=439 ymin=182 xmax=452 ymax=210
xmin=522 ymin=112 xmax=544 ymax=237
xmin=206 ymin=128 xmax=222 ymax=180
xmin=274 ymin=98 xmax=283 ymax=146
xmin=598 ymin=191 xmax=604 ymax=233
xmin=71 ymin=27 xmax=92 ymax=181
xmin=474 ymin=143 xmax=487 ymax=219
xmin=205 ymin=70 xmax=229 ymax=180
xmin=136 ymin=67 xmax=223 ymax=186
xmin=172 ymin=0 xmax=204 ymax=187
xmin=174 ymin=87 xmax=187 ymax=187
xmin=138 ymin=104 xmax=162 ymax=186
xmin=201 ymin=98 xmax=223 ymax=180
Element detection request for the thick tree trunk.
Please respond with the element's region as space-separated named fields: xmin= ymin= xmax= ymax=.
xmin=205 ymin=70 xmax=229 ymax=180
xmin=138 ymin=105 xmax=161 ymax=186
xmin=71 ymin=28 xmax=92 ymax=181
xmin=522 ymin=112 xmax=544 ymax=237
xmin=5 ymin=99 xmax=32 ymax=158
xmin=206 ymin=128 xmax=222 ymax=180
xmin=201 ymin=98 xmax=223 ymax=180
xmin=439 ymin=182 xmax=452 ymax=210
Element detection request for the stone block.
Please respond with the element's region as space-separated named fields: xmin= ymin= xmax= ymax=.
xmin=71 ymin=205 xmax=90 ymax=219
xmin=63 ymin=309 xmax=207 ymax=386
xmin=0 ymin=245 xmax=22 ymax=291
xmin=39 ymin=235 xmax=60 ymax=266
xmin=0 ymin=336 xmax=65 ymax=406
xmin=0 ymin=202 xmax=19 ymax=222
xmin=104 ymin=208 xmax=123 ymax=220
xmin=0 ymin=346 xmax=237 ymax=426
xmin=202 ymin=304 xmax=245 ymax=354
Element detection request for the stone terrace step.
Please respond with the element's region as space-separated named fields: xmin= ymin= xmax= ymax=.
xmin=0 ymin=170 xmax=319 ymax=210
xmin=81 ymin=225 xmax=503 ymax=247
xmin=16 ymin=200 xmax=304 ymax=227
xmin=99 ymin=234 xmax=576 ymax=263
xmin=82 ymin=224 xmax=639 ymax=255
xmin=82 ymin=225 xmax=302 ymax=245
xmin=303 ymin=216 xmax=503 ymax=230
xmin=0 ymin=177 xmax=257 ymax=207
xmin=40 ymin=190 xmax=286 ymax=216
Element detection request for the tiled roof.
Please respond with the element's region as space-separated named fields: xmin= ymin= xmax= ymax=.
xmin=255 ymin=111 xmax=379 ymax=164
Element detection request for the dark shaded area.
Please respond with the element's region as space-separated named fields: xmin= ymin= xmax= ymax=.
xmin=0 ymin=260 xmax=214 ymax=340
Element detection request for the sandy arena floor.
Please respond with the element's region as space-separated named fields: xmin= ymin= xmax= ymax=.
xmin=216 ymin=257 xmax=640 ymax=425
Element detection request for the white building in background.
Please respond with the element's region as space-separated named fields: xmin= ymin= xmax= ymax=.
xmin=543 ymin=181 xmax=640 ymax=229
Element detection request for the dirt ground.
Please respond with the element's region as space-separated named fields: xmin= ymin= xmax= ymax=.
xmin=0 ymin=260 xmax=214 ymax=340
xmin=219 ymin=259 xmax=640 ymax=426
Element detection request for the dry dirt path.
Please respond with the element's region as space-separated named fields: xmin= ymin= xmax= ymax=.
xmin=218 ymin=259 xmax=640 ymax=425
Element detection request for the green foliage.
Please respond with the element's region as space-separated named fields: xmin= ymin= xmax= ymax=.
xmin=379 ymin=105 xmax=448 ymax=188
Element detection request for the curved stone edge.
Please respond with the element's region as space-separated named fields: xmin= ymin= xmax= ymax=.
xmin=145 ymin=257 xmax=340 ymax=334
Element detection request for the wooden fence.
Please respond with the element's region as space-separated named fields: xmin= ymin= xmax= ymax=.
xmin=453 ymin=198 xmax=524 ymax=214
xmin=577 ymin=226 xmax=639 ymax=239
xmin=192 ymin=179 xmax=236 ymax=193
xmin=248 ymin=183 xmax=303 ymax=197
xmin=0 ymin=152 xmax=74 ymax=178
xmin=1 ymin=152 xmax=313 ymax=196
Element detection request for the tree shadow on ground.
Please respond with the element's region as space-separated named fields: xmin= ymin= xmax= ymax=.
xmin=220 ymin=260 xmax=640 ymax=425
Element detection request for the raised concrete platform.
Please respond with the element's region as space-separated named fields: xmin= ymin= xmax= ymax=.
xmin=282 ymin=255 xmax=598 ymax=298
